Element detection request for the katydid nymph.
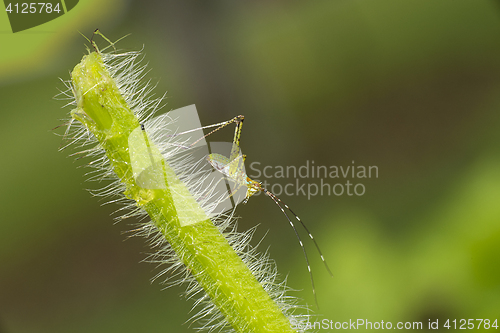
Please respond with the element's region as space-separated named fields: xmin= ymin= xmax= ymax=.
xmin=169 ymin=114 xmax=334 ymax=308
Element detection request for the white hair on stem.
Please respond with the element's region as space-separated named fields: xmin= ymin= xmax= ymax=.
xmin=56 ymin=41 xmax=312 ymax=332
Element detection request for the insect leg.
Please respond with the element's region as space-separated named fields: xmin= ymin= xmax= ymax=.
xmin=229 ymin=115 xmax=244 ymax=162
xmin=161 ymin=115 xmax=244 ymax=149
xmin=191 ymin=115 xmax=244 ymax=149
xmin=90 ymin=29 xmax=117 ymax=53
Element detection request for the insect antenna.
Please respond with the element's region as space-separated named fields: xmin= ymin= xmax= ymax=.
xmin=270 ymin=193 xmax=334 ymax=278
xmin=262 ymin=188 xmax=320 ymax=309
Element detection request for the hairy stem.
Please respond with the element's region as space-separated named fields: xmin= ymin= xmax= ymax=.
xmin=70 ymin=51 xmax=296 ymax=333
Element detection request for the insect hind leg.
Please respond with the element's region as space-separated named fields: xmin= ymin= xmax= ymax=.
xmin=189 ymin=115 xmax=244 ymax=149
xmin=140 ymin=114 xmax=239 ymax=150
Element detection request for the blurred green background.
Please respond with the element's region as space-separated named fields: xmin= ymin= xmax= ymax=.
xmin=1 ymin=1 xmax=500 ymax=332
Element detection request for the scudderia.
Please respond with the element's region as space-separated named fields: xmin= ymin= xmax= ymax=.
xmin=160 ymin=113 xmax=334 ymax=308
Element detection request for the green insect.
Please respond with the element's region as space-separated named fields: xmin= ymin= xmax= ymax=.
xmin=191 ymin=114 xmax=334 ymax=307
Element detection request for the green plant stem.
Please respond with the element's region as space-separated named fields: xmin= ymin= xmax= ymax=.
xmin=70 ymin=51 xmax=296 ymax=333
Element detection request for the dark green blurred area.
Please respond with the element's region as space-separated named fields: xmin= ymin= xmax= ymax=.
xmin=1 ymin=1 xmax=500 ymax=332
